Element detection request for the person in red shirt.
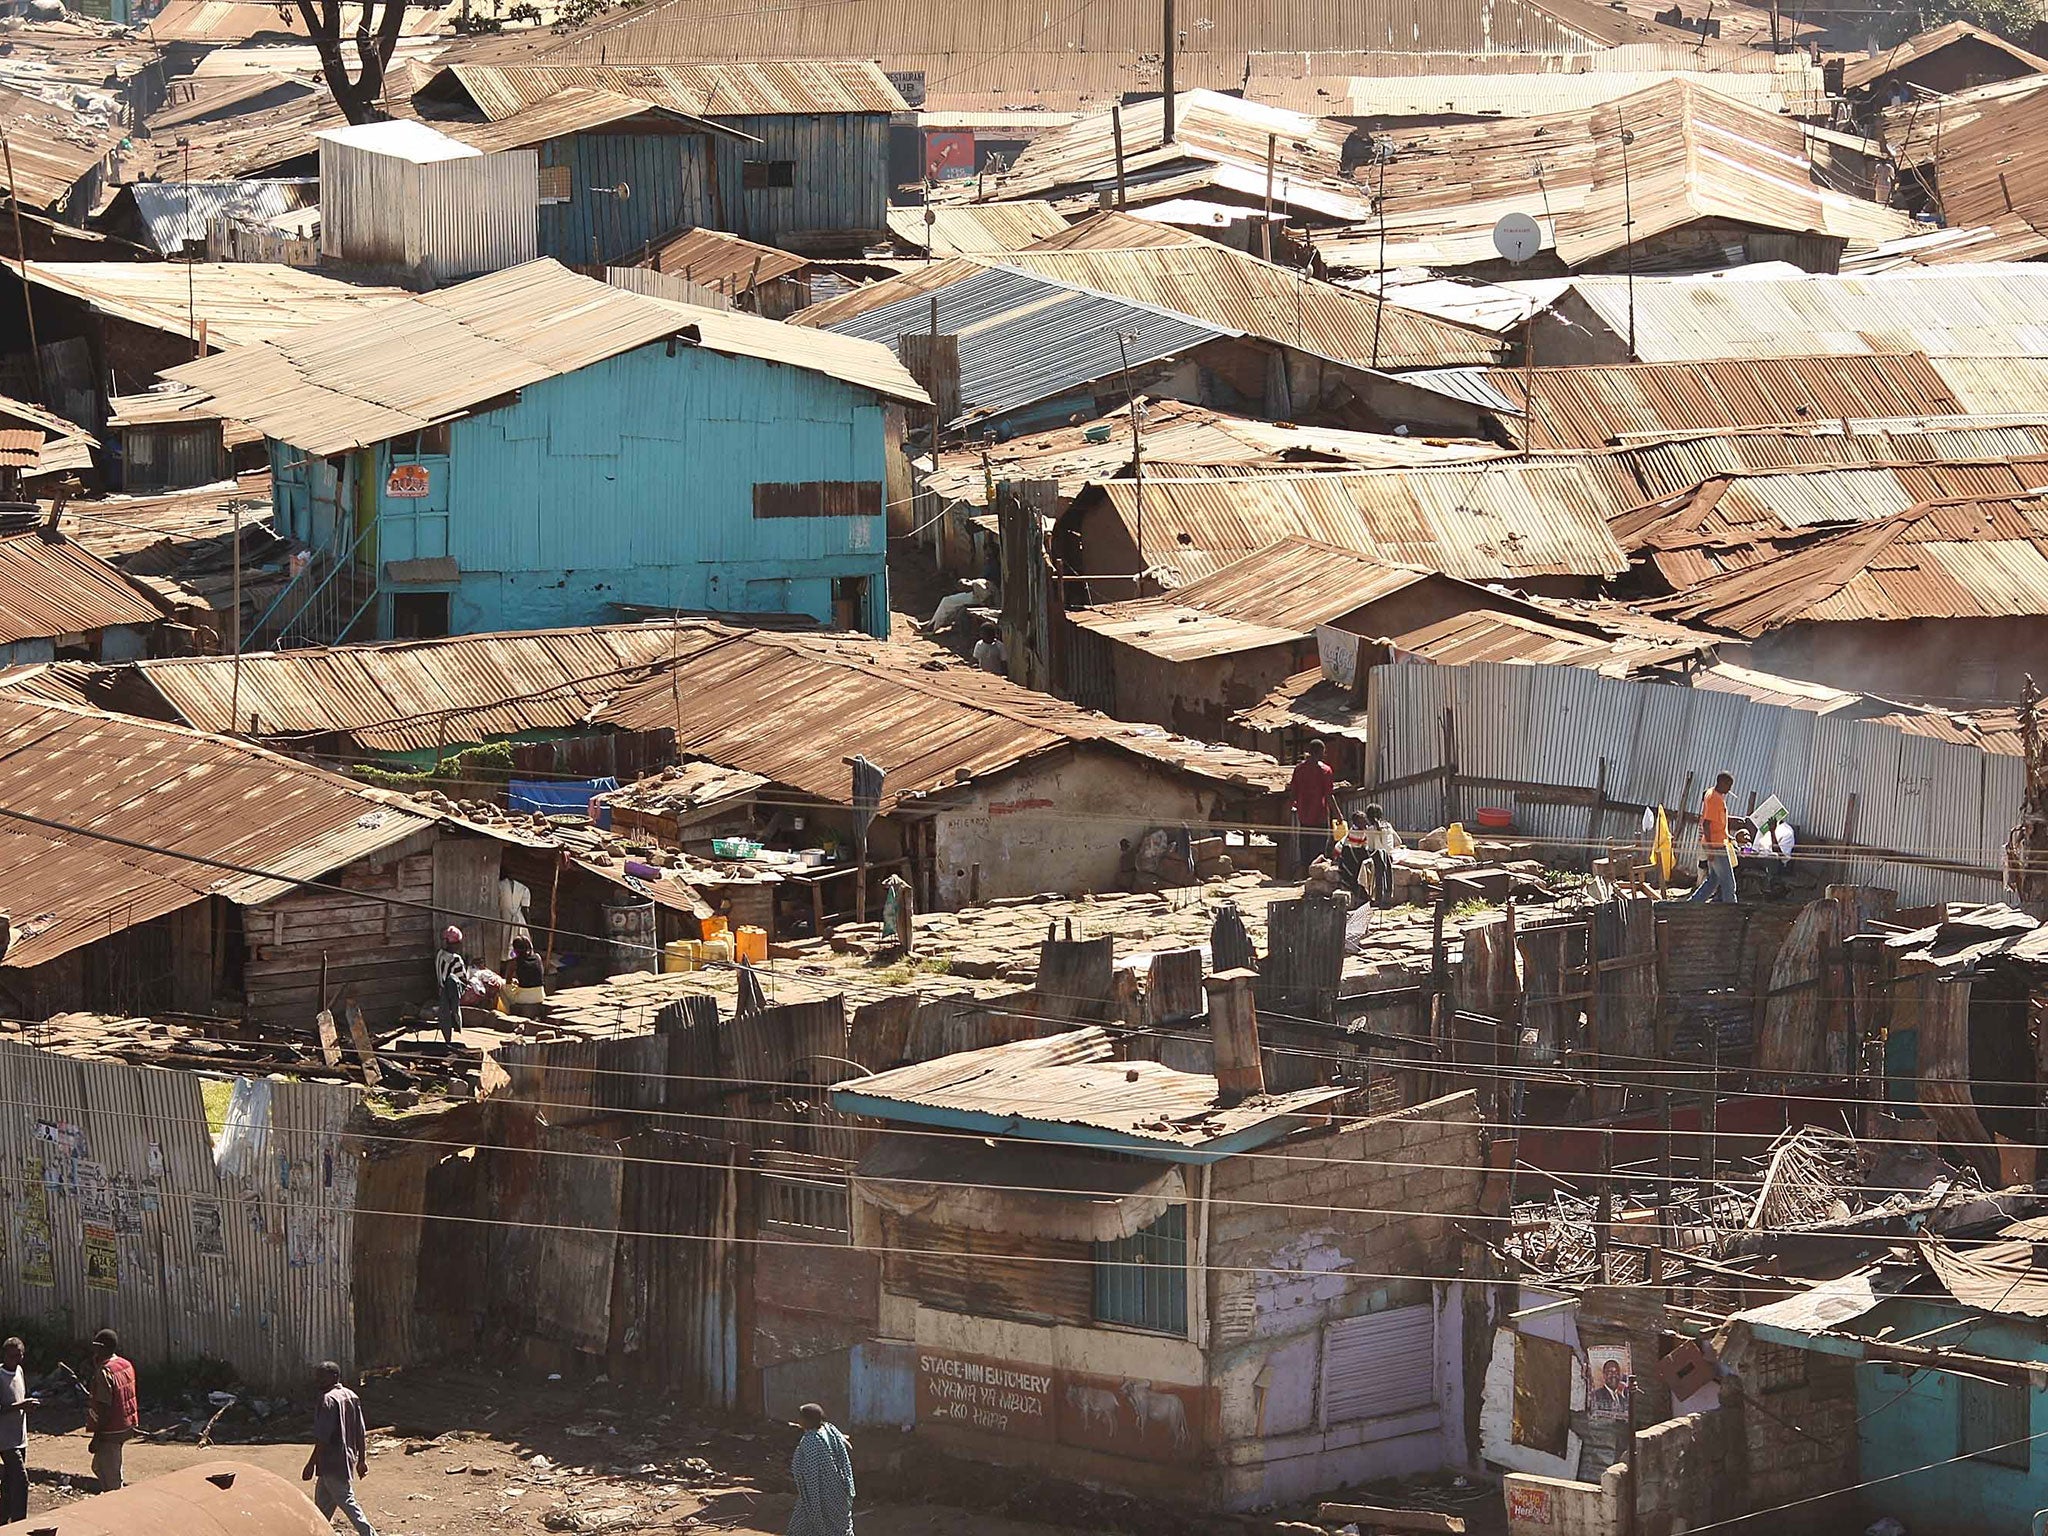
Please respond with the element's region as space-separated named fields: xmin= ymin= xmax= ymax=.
xmin=1688 ymin=772 xmax=1738 ymax=903
xmin=84 ymin=1329 xmax=137 ymax=1493
xmin=1286 ymin=740 xmax=1338 ymax=879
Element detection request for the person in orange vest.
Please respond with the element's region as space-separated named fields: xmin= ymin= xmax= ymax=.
xmin=1688 ymin=772 xmax=1738 ymax=904
xmin=84 ymin=1329 xmax=137 ymax=1493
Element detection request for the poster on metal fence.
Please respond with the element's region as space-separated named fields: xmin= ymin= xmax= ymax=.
xmin=82 ymin=1222 xmax=118 ymax=1291
xmin=190 ymin=1198 xmax=226 ymax=1259
xmin=16 ymin=1160 xmax=51 ymax=1287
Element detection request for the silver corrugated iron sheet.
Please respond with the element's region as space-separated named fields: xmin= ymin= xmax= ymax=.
xmin=811 ymin=262 xmax=1226 ymax=426
xmin=1370 ymin=657 xmax=2009 ymax=902
xmin=126 ymin=180 xmax=318 ymax=257
xmin=0 ymin=1043 xmax=360 ymax=1388
xmin=17 ymin=262 xmax=412 ymax=352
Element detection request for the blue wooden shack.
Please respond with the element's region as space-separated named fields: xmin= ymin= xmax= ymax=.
xmin=157 ymin=259 xmax=927 ymax=643
xmin=416 ymin=62 xmax=907 ymax=262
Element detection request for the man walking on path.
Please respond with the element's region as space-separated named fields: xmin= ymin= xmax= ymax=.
xmin=1689 ymin=772 xmax=1738 ymax=904
xmin=0 ymin=1336 xmax=40 ymax=1523
xmin=84 ymin=1330 xmax=136 ymax=1493
xmin=787 ymin=1402 xmax=855 ymax=1536
xmin=304 ymin=1361 xmax=376 ymax=1536
xmin=1286 ymin=740 xmax=1337 ymax=879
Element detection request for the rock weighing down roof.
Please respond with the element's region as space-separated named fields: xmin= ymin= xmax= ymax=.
xmin=161 ymin=259 xmax=928 ymax=457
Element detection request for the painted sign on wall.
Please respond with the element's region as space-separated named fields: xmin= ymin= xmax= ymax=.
xmin=916 ymin=1350 xmax=1203 ymax=1463
xmin=1507 ymin=1482 xmax=1555 ymax=1525
xmin=924 ymin=131 xmax=976 ymax=183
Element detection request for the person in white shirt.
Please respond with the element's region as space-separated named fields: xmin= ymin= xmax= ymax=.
xmin=1763 ymin=818 xmax=1795 ymax=896
xmin=972 ymin=625 xmax=1008 ymax=676
xmin=0 ymin=1335 xmax=42 ymax=1523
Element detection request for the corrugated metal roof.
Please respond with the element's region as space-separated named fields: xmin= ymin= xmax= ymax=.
xmin=16 ymin=261 xmax=412 ymax=353
xmin=1080 ymin=462 xmax=1630 ymax=584
xmin=1924 ymin=85 xmax=2048 ymax=255
xmin=641 ymin=226 xmax=813 ymax=288
xmin=1252 ymin=65 xmax=1826 ymax=117
xmin=164 ymin=259 xmax=926 ymax=456
xmin=885 ymin=202 xmax=1070 ymax=255
xmin=996 ymin=245 xmax=1503 ymax=370
xmin=0 ymin=693 xmax=463 ymax=971
xmin=141 ymin=0 xmax=447 ymax=44
xmin=61 ymin=473 xmax=275 ymax=568
xmin=427 ymin=60 xmax=906 ymax=118
xmin=1066 ymin=602 xmax=1309 ymax=661
xmin=924 ymin=398 xmax=1502 ymax=506
xmin=317 ymin=118 xmax=480 ymax=162
xmin=1841 ymin=20 xmax=2048 ymax=91
xmin=803 ymin=261 xmax=1228 ymax=427
xmin=596 ymin=623 xmax=1292 ymax=804
xmin=0 ymin=83 xmax=117 ymax=211
xmin=1612 ymin=458 xmax=2048 ymax=586
xmin=0 ymin=532 xmax=165 ymax=646
xmin=535 ymin=0 xmax=1676 ymax=108
xmin=1564 ymin=265 xmax=2048 ymax=362
xmin=989 ymin=90 xmax=1368 ymax=220
xmin=1013 ymin=208 xmax=1206 ymax=252
xmin=1476 ymin=353 xmax=1966 ymax=449
xmin=122 ymin=619 xmax=704 ymax=752
xmin=1652 ymin=492 xmax=2048 ymax=634
xmin=0 ymin=393 xmax=94 ymax=478
xmin=119 ymin=180 xmax=319 ymax=257
xmin=433 ymin=89 xmax=742 ymax=151
xmin=1125 ymin=535 xmax=1439 ymax=629
xmin=828 ymin=1026 xmax=1348 ymax=1158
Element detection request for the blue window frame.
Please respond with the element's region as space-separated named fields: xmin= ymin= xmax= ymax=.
xmin=1093 ymin=1204 xmax=1187 ymax=1335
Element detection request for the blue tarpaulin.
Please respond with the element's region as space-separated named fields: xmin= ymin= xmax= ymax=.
xmin=509 ymin=776 xmax=619 ymax=820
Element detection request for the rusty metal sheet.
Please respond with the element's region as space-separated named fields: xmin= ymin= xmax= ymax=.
xmin=0 ymin=532 xmax=165 ymax=647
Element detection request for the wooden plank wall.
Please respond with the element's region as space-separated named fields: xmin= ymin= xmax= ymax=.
xmin=242 ymin=839 xmax=437 ymax=1025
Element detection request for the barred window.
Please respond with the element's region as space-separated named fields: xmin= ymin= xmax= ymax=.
xmin=1093 ymin=1205 xmax=1187 ymax=1335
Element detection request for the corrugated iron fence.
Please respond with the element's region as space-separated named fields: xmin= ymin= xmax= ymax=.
xmin=0 ymin=1043 xmax=359 ymax=1388
xmin=1368 ymin=659 xmax=2019 ymax=907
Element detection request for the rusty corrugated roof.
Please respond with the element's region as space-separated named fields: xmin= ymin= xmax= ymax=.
xmin=1079 ymin=462 xmax=1630 ymax=585
xmin=643 ymin=226 xmax=813 ymax=288
xmin=1611 ymin=457 xmax=2048 ymax=587
xmin=532 ymin=0 xmax=1684 ymax=108
xmin=829 ymin=1026 xmax=1348 ymax=1155
xmin=0 ymin=694 xmax=469 ymax=971
xmin=596 ymin=625 xmax=1292 ymax=804
xmin=885 ymin=202 xmax=1070 ymax=255
xmin=0 ymin=84 xmax=119 ymax=211
xmin=1478 ymin=353 xmax=1965 ymax=450
xmin=925 ymin=399 xmax=1500 ymax=508
xmin=1651 ymin=492 xmax=2048 ymax=634
xmin=16 ymin=260 xmax=411 ymax=352
xmin=120 ymin=621 xmax=715 ymax=752
xmin=1842 ymin=20 xmax=2048 ymax=92
xmin=163 ymin=259 xmax=926 ymax=456
xmin=0 ymin=532 xmax=166 ymax=646
xmin=426 ymin=60 xmax=907 ymax=118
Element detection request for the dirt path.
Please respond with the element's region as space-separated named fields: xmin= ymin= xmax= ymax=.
xmin=18 ymin=1368 xmax=1100 ymax=1536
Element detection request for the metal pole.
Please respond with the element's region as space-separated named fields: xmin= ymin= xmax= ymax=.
xmin=1161 ymin=0 xmax=1176 ymax=142
xmin=1370 ymin=144 xmax=1389 ymax=371
xmin=229 ymin=496 xmax=243 ymax=733
xmin=1262 ymin=132 xmax=1277 ymax=264
xmin=0 ymin=134 xmax=47 ymax=406
xmin=1616 ymin=109 xmax=1637 ymax=361
xmin=927 ymin=294 xmax=940 ymax=463
xmin=182 ymin=137 xmax=198 ymax=357
xmin=1521 ymin=305 xmax=1536 ymax=458
xmin=1117 ymin=332 xmax=1143 ymax=589
xmin=1111 ymin=102 xmax=1128 ymax=210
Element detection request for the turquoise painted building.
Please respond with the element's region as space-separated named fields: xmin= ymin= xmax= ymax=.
xmin=164 ymin=260 xmax=926 ymax=644
xmin=1741 ymin=1266 xmax=2048 ymax=1535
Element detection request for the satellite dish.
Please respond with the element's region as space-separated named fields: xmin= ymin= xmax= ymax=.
xmin=1493 ymin=211 xmax=1541 ymax=265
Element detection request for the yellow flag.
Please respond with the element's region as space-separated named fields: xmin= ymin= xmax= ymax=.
xmin=1653 ymin=806 xmax=1674 ymax=889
